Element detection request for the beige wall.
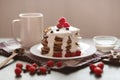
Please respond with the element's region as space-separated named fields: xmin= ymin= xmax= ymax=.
xmin=0 ymin=0 xmax=120 ymax=38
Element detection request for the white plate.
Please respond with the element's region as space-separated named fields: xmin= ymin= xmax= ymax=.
xmin=30 ymin=42 xmax=96 ymax=60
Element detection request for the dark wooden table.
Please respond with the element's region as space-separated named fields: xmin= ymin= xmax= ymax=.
xmin=0 ymin=38 xmax=120 ymax=80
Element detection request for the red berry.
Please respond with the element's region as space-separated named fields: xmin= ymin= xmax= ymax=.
xmin=59 ymin=17 xmax=66 ymax=24
xmin=15 ymin=67 xmax=22 ymax=76
xmin=56 ymin=61 xmax=63 ymax=67
xmin=39 ymin=66 xmax=47 ymax=74
xmin=65 ymin=53 xmax=72 ymax=57
xmin=47 ymin=60 xmax=54 ymax=67
xmin=89 ymin=64 xmax=96 ymax=72
xmin=16 ymin=63 xmax=23 ymax=69
xmin=29 ymin=66 xmax=36 ymax=74
xmin=76 ymin=50 xmax=81 ymax=56
xmin=26 ymin=64 xmax=31 ymax=71
xmin=32 ymin=63 xmax=38 ymax=68
xmin=71 ymin=52 xmax=76 ymax=57
xmin=94 ymin=67 xmax=103 ymax=75
xmin=63 ymin=22 xmax=70 ymax=28
xmin=97 ymin=62 xmax=104 ymax=69
xmin=57 ymin=23 xmax=63 ymax=28
xmin=53 ymin=53 xmax=62 ymax=57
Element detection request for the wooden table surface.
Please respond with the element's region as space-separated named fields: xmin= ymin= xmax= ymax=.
xmin=0 ymin=38 xmax=120 ymax=80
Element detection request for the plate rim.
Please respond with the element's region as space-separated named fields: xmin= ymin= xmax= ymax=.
xmin=30 ymin=42 xmax=96 ymax=60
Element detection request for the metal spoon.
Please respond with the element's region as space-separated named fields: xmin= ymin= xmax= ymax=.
xmin=0 ymin=48 xmax=24 ymax=69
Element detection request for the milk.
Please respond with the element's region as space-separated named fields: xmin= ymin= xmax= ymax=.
xmin=95 ymin=40 xmax=116 ymax=52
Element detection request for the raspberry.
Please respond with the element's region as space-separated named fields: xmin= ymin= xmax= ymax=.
xmin=39 ymin=66 xmax=47 ymax=74
xmin=47 ymin=60 xmax=54 ymax=67
xmin=94 ymin=67 xmax=103 ymax=76
xmin=53 ymin=53 xmax=62 ymax=57
xmin=76 ymin=50 xmax=81 ymax=56
xmin=16 ymin=63 xmax=23 ymax=69
xmin=29 ymin=66 xmax=36 ymax=74
xmin=89 ymin=64 xmax=96 ymax=72
xmin=25 ymin=64 xmax=31 ymax=71
xmin=65 ymin=53 xmax=72 ymax=57
xmin=57 ymin=23 xmax=63 ymax=28
xmin=71 ymin=52 xmax=76 ymax=57
xmin=63 ymin=22 xmax=70 ymax=28
xmin=56 ymin=61 xmax=63 ymax=67
xmin=32 ymin=63 xmax=38 ymax=68
xmin=58 ymin=17 xmax=66 ymax=25
xmin=97 ymin=62 xmax=104 ymax=69
xmin=15 ymin=67 xmax=22 ymax=76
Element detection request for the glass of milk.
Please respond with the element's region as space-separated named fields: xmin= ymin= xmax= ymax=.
xmin=93 ymin=36 xmax=118 ymax=52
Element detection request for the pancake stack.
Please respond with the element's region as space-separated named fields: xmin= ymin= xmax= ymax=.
xmin=40 ymin=17 xmax=81 ymax=58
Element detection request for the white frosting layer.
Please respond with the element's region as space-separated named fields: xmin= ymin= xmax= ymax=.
xmin=44 ymin=26 xmax=80 ymax=57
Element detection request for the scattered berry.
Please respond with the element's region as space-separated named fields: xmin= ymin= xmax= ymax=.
xmin=63 ymin=22 xmax=70 ymax=28
xmin=29 ymin=66 xmax=36 ymax=74
xmin=16 ymin=63 xmax=23 ymax=69
xmin=94 ymin=67 xmax=103 ymax=76
xmin=56 ymin=61 xmax=63 ymax=67
xmin=32 ymin=63 xmax=38 ymax=68
xmin=89 ymin=64 xmax=96 ymax=72
xmin=89 ymin=62 xmax=104 ymax=76
xmin=39 ymin=66 xmax=47 ymax=74
xmin=59 ymin=17 xmax=66 ymax=25
xmin=97 ymin=62 xmax=104 ymax=69
xmin=26 ymin=64 xmax=31 ymax=71
xmin=15 ymin=67 xmax=22 ymax=76
xmin=47 ymin=60 xmax=54 ymax=67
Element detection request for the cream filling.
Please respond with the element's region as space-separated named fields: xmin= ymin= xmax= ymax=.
xmin=70 ymin=31 xmax=80 ymax=52
xmin=46 ymin=34 xmax=55 ymax=56
xmin=61 ymin=34 xmax=69 ymax=57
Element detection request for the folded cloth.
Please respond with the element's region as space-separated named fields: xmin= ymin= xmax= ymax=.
xmin=0 ymin=39 xmax=104 ymax=70
xmin=0 ymin=39 xmax=41 ymax=65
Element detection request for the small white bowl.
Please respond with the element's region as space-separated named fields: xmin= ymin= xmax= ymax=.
xmin=93 ymin=36 xmax=118 ymax=52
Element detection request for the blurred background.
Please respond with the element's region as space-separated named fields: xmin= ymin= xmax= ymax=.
xmin=0 ymin=0 xmax=120 ymax=38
